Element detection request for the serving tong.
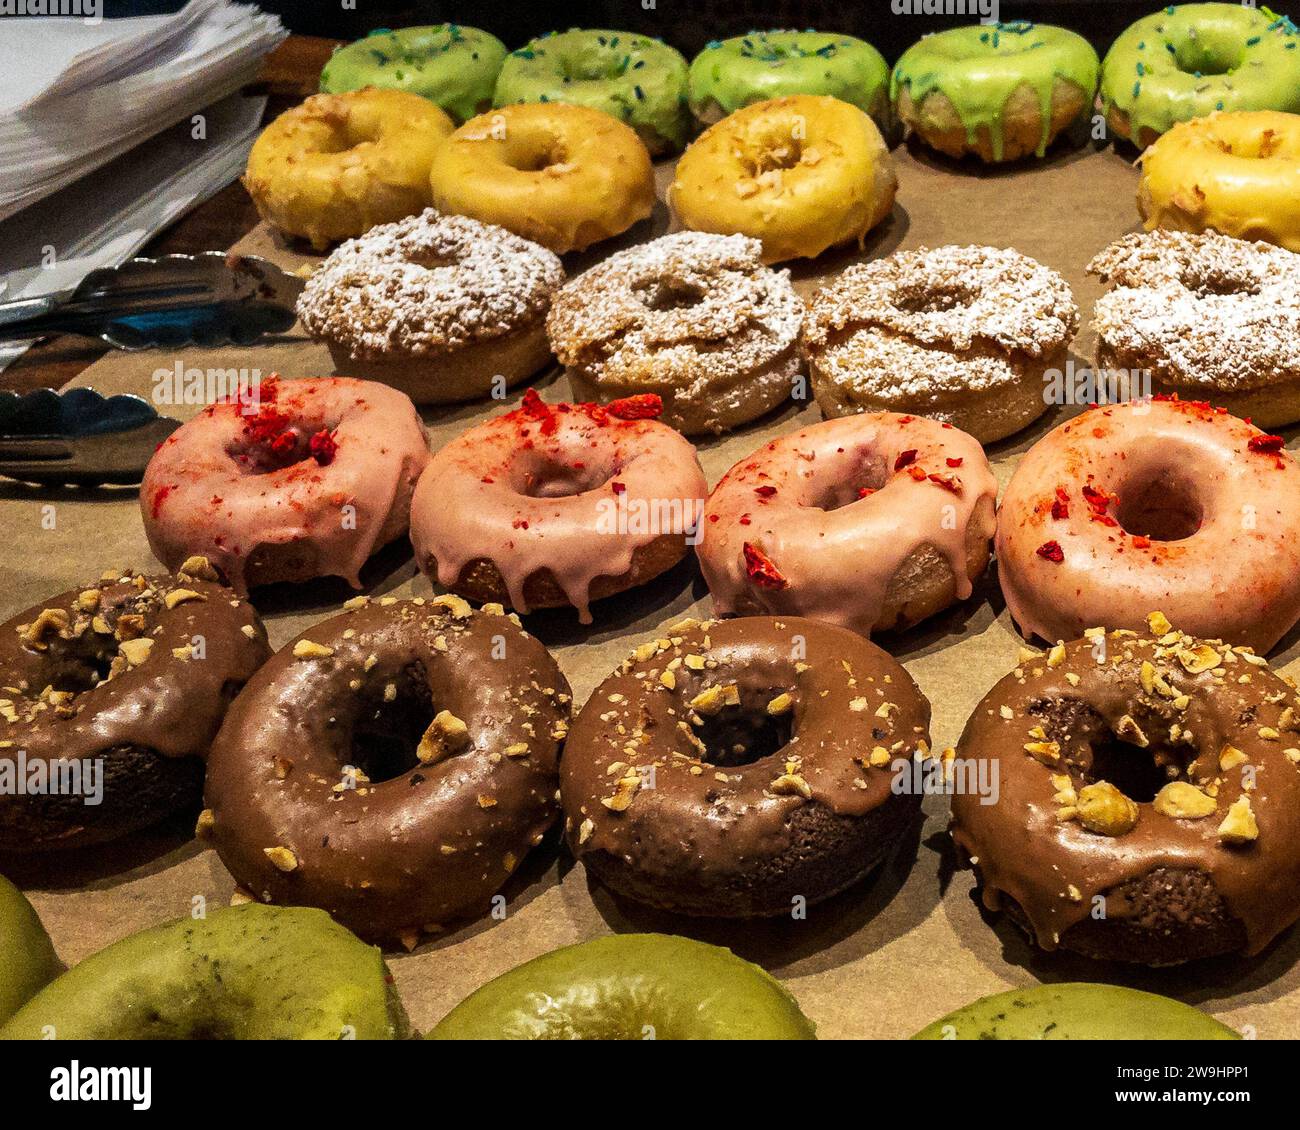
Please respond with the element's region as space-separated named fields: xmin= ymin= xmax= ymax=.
xmin=0 ymin=252 xmax=304 ymax=351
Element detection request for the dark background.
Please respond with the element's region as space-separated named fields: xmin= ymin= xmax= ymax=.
xmin=19 ymin=1 xmax=1195 ymax=60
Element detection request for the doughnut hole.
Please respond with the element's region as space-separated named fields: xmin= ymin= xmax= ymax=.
xmin=30 ymin=633 xmax=120 ymax=699
xmin=508 ymin=451 xmax=622 ymax=498
xmin=343 ymin=662 xmax=444 ymax=783
xmin=1028 ymin=697 xmax=1204 ymax=803
xmin=895 ymin=281 xmax=975 ymax=315
xmin=1114 ymin=469 xmax=1204 ymax=542
xmin=690 ymin=685 xmax=797 ymax=768
xmin=633 ymin=276 xmax=705 ymax=314
xmin=499 ymin=128 xmax=568 ymax=173
xmin=1168 ymin=39 xmax=1243 ymax=78
xmin=224 ymin=418 xmax=340 ymax=476
xmin=742 ymin=125 xmax=805 ymax=176
xmin=798 ymin=446 xmax=890 ymax=511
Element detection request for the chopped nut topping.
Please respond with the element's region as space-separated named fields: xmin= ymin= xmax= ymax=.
xmin=431 ymin=593 xmax=472 ymax=618
xmin=292 ymin=639 xmax=335 ymax=659
xmin=118 ymin=637 xmax=153 ymax=667
xmin=1153 ymin=781 xmax=1217 ymax=819
xmin=417 ymin=710 xmax=470 ymax=764
xmin=1024 ymin=740 xmax=1061 ymax=765
xmin=263 ymin=845 xmax=298 ymax=872
xmin=1219 ymin=745 xmax=1248 ymax=771
xmin=1076 ymin=781 xmax=1139 ymax=837
xmin=1217 ymin=795 xmax=1259 ymax=844
xmin=766 ymin=692 xmax=794 ymax=716
xmin=178 ymin=556 xmax=220 ymax=582
xmin=194 ymin=808 xmax=215 ymax=838
xmin=1177 ymin=644 xmax=1222 ymax=674
xmin=689 ymin=684 xmax=739 ymax=715
xmin=164 ymin=588 xmax=206 ymax=609
xmin=601 ymin=771 xmax=642 ymax=811
xmin=1146 ymin=611 xmax=1172 ymax=636
xmin=1115 ymin=714 xmax=1149 ymax=748
xmin=21 ymin=608 xmax=70 ymax=649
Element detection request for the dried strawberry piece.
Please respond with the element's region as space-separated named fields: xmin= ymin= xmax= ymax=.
xmin=269 ymin=431 xmax=297 ymax=458
xmin=607 ymin=393 xmax=663 ymax=420
xmin=1051 ymin=487 xmax=1069 ymax=521
xmin=907 ymin=466 xmax=928 ymax=481
xmin=928 ymin=472 xmax=962 ymax=494
xmin=946 ymin=457 xmax=963 ymax=468
xmin=309 ymin=429 xmax=338 ymax=466
xmin=1081 ymin=483 xmax=1111 ymax=513
xmin=151 ymin=483 xmax=175 ymax=518
xmin=894 ymin=449 xmax=918 ymax=471
xmin=520 ymin=388 xmax=549 ymax=419
xmin=1132 ymin=535 xmax=1152 ymax=549
xmin=755 ymin=485 xmax=777 ymax=499
xmin=611 ymin=481 xmax=627 ymax=494
xmin=1036 ymin=540 xmax=1064 ymax=563
xmin=1248 ymin=434 xmax=1285 ymax=454
xmin=858 ymin=487 xmax=875 ymax=499
xmin=743 ymin=542 xmax=787 ymax=589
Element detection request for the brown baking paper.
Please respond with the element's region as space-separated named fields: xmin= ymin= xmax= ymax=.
xmin=4 ymin=142 xmax=1298 ymax=1040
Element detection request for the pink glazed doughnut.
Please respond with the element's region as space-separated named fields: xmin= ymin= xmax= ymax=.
xmin=996 ymin=397 xmax=1300 ymax=653
xmin=409 ymin=390 xmax=707 ymax=622
xmin=142 ymin=376 xmax=430 ymax=594
xmin=696 ymin=413 xmax=997 ymax=636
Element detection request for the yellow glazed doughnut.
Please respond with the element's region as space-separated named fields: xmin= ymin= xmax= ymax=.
xmin=244 ymin=88 xmax=453 ymax=251
xmin=428 ymin=102 xmax=655 ymax=254
xmin=668 ymin=94 xmax=897 ymax=263
xmin=1137 ymin=110 xmax=1300 ymax=253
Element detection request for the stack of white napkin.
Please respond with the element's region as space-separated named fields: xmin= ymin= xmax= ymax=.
xmin=0 ymin=1 xmax=286 ymax=369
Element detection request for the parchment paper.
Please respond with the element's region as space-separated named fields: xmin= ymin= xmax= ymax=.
xmin=5 ymin=140 xmax=1299 ymax=1039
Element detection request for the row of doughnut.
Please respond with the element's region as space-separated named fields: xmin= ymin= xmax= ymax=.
xmin=246 ymin=7 xmax=1300 ymax=259
xmin=0 ymin=560 xmax=1278 ymax=1037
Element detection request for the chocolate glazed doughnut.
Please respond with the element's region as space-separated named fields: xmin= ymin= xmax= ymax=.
xmin=0 ymin=559 xmax=271 ymax=851
xmin=561 ymin=616 xmax=931 ymax=917
xmin=203 ymin=595 xmax=571 ymax=946
xmin=952 ymin=620 xmax=1300 ymax=965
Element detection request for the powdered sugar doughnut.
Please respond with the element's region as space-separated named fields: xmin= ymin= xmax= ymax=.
xmin=410 ymin=390 xmax=707 ymax=622
xmin=297 ymin=209 xmax=564 ymax=405
xmin=142 ymin=376 xmax=430 ymax=594
xmin=997 ymin=397 xmax=1300 ymax=652
xmin=1089 ymin=229 xmax=1300 ymax=428
xmin=547 ymin=232 xmax=804 ymax=436
xmin=697 ymin=412 xmax=997 ymax=637
xmin=804 ymin=245 xmax=1078 ymax=444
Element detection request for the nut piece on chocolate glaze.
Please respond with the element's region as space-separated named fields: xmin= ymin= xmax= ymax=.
xmin=950 ymin=617 xmax=1300 ymax=965
xmin=1076 ymin=782 xmax=1139 ymax=837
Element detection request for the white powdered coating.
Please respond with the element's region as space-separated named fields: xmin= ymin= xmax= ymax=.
xmin=1089 ymin=229 xmax=1300 ymax=392
xmin=296 ymin=209 xmax=564 ymax=359
xmin=546 ymin=231 xmax=804 ymax=400
xmin=804 ymin=244 xmax=1078 ymax=357
xmin=816 ymin=330 xmax=1021 ymax=400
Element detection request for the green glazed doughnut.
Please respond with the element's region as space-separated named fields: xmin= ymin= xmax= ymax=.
xmin=913 ymin=983 xmax=1240 ymax=1040
xmin=320 ymin=24 xmax=507 ymax=123
xmin=493 ymin=29 xmax=690 ymax=155
xmin=0 ymin=904 xmax=405 ymax=1040
xmin=428 ymin=934 xmax=816 ymax=1040
xmin=1100 ymin=3 xmax=1300 ymax=147
xmin=892 ymin=21 xmax=1100 ymax=161
xmin=0 ymin=876 xmax=59 ymax=1025
xmin=688 ymin=30 xmax=890 ymax=127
